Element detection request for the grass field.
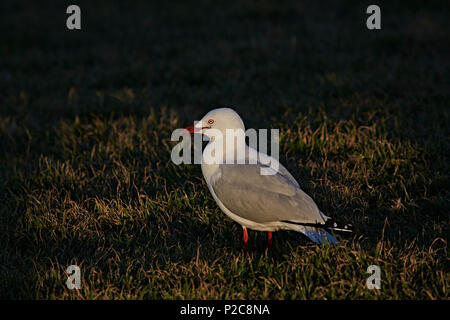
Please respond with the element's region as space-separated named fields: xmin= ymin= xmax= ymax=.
xmin=0 ymin=0 xmax=448 ymax=299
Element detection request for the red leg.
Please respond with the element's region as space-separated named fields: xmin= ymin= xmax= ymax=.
xmin=267 ymin=231 xmax=273 ymax=250
xmin=243 ymin=227 xmax=249 ymax=252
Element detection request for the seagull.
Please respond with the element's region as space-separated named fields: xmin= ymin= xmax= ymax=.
xmin=184 ymin=108 xmax=352 ymax=251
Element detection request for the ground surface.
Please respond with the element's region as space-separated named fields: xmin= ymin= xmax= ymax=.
xmin=0 ymin=0 xmax=448 ymax=299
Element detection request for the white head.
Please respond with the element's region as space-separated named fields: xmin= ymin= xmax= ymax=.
xmin=182 ymin=107 xmax=279 ymax=174
xmin=185 ymin=108 xmax=245 ymax=139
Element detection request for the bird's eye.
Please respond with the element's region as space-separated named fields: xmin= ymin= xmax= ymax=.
xmin=207 ymin=119 xmax=214 ymax=124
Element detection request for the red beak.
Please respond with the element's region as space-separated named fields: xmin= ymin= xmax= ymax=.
xmin=183 ymin=125 xmax=210 ymax=134
xmin=184 ymin=125 xmax=197 ymax=133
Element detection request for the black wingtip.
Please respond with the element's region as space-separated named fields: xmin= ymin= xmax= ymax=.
xmin=281 ymin=219 xmax=354 ymax=233
xmin=324 ymin=219 xmax=354 ymax=233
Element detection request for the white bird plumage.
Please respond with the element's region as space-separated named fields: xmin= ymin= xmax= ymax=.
xmin=188 ymin=107 xmax=351 ymax=247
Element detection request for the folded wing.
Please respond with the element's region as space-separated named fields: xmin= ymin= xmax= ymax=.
xmin=210 ymin=163 xmax=328 ymax=225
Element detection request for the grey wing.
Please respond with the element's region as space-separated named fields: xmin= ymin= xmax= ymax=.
xmin=276 ymin=162 xmax=300 ymax=188
xmin=210 ymin=163 xmax=327 ymax=224
xmin=245 ymin=146 xmax=300 ymax=188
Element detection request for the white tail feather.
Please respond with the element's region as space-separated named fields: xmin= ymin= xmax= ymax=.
xmin=297 ymin=226 xmax=338 ymax=245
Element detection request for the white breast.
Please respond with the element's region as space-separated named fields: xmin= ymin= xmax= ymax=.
xmin=201 ymin=141 xmax=220 ymax=184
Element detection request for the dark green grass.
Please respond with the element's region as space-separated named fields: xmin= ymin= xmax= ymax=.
xmin=0 ymin=0 xmax=448 ymax=299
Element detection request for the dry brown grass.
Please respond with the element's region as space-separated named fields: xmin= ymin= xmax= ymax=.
xmin=0 ymin=0 xmax=448 ymax=299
